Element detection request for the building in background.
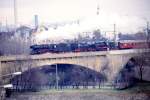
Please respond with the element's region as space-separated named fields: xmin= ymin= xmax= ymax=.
xmin=34 ymin=15 xmax=39 ymax=29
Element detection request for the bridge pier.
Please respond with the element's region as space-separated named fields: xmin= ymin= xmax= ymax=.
xmin=106 ymin=54 xmax=134 ymax=82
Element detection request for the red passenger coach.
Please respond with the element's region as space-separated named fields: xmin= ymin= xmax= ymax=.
xmin=118 ymin=40 xmax=149 ymax=49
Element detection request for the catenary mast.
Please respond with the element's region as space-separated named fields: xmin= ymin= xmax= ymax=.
xmin=14 ymin=0 xmax=18 ymax=28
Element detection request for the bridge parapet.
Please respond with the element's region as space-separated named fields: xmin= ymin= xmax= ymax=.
xmin=0 ymin=49 xmax=149 ymax=61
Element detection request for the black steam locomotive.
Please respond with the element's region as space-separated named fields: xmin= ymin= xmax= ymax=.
xmin=30 ymin=41 xmax=113 ymax=55
xmin=30 ymin=40 xmax=148 ymax=55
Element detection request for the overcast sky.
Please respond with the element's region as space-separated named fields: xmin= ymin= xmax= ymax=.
xmin=0 ymin=0 xmax=150 ymax=33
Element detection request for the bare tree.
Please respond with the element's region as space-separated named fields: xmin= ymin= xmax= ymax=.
xmin=134 ymin=53 xmax=150 ymax=82
xmin=0 ymin=29 xmax=31 ymax=55
xmin=93 ymin=29 xmax=101 ymax=40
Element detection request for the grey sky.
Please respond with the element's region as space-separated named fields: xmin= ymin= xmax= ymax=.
xmin=0 ymin=0 xmax=150 ymax=32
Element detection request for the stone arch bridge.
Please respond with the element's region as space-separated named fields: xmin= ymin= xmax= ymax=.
xmin=0 ymin=49 xmax=150 ymax=82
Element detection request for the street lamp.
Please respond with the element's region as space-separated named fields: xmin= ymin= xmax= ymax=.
xmin=0 ymin=71 xmax=22 ymax=88
xmin=0 ymin=84 xmax=13 ymax=99
xmin=0 ymin=71 xmax=22 ymax=99
xmin=1 ymin=84 xmax=13 ymax=89
xmin=0 ymin=71 xmax=22 ymax=78
xmin=12 ymin=72 xmax=22 ymax=75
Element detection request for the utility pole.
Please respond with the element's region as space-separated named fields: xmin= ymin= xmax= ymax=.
xmin=147 ymin=21 xmax=149 ymax=39
xmin=6 ymin=18 xmax=9 ymax=32
xmin=113 ymin=24 xmax=118 ymax=47
xmin=14 ymin=0 xmax=18 ymax=29
xmin=56 ymin=64 xmax=58 ymax=90
xmin=114 ymin=24 xmax=116 ymax=41
xmin=114 ymin=24 xmax=116 ymax=40
xmin=146 ymin=21 xmax=150 ymax=48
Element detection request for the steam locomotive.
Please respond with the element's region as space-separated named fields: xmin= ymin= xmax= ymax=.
xmin=30 ymin=40 xmax=148 ymax=55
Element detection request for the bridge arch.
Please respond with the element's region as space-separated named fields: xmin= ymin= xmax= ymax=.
xmin=10 ymin=63 xmax=108 ymax=91
xmin=20 ymin=55 xmax=109 ymax=73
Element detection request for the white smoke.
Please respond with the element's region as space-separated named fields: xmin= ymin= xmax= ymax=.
xmin=33 ymin=14 xmax=147 ymax=43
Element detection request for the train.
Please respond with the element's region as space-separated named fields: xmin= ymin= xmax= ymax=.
xmin=30 ymin=40 xmax=149 ymax=55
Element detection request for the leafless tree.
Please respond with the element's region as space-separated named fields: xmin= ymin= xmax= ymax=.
xmin=0 ymin=31 xmax=31 ymax=55
xmin=134 ymin=53 xmax=150 ymax=82
xmin=93 ymin=29 xmax=101 ymax=40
